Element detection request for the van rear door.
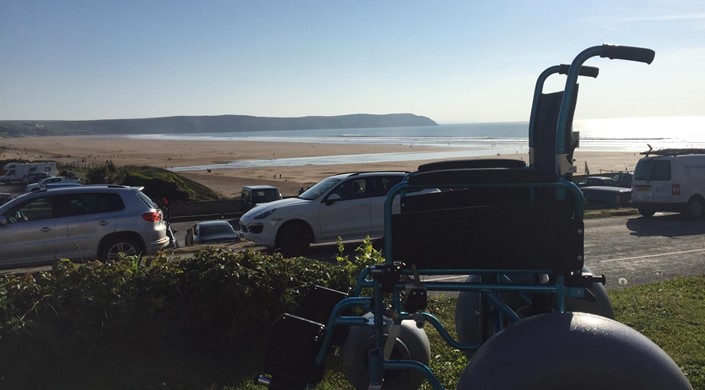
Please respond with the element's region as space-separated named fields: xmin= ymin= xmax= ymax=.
xmin=632 ymin=158 xmax=672 ymax=203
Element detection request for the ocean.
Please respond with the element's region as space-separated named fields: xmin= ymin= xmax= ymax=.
xmin=128 ymin=116 xmax=705 ymax=171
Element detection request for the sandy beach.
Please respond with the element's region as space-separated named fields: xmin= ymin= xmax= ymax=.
xmin=1 ymin=136 xmax=643 ymax=197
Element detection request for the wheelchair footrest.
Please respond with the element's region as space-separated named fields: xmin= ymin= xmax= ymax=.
xmin=262 ymin=313 xmax=326 ymax=388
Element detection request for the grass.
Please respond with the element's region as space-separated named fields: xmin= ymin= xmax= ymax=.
xmin=583 ymin=207 xmax=639 ymax=219
xmin=232 ymin=275 xmax=705 ymax=390
xmin=610 ymin=275 xmax=705 ymax=389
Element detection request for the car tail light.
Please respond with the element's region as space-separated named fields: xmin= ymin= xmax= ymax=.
xmin=142 ymin=211 xmax=162 ymax=222
xmin=672 ymin=184 xmax=680 ymax=195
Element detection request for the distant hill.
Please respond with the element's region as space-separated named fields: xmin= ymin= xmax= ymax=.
xmin=0 ymin=113 xmax=437 ymax=137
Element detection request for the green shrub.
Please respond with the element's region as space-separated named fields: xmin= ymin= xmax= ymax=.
xmin=84 ymin=163 xmax=221 ymax=201
xmin=336 ymin=236 xmax=383 ymax=286
xmin=0 ymin=249 xmax=350 ymax=389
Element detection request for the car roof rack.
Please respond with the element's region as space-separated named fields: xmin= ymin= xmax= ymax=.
xmin=346 ymin=171 xmax=411 ymax=177
xmin=641 ymin=148 xmax=705 ymax=157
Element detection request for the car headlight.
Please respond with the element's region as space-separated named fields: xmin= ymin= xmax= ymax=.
xmin=254 ymin=208 xmax=276 ymax=220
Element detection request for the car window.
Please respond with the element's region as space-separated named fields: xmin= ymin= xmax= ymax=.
xmin=241 ymin=188 xmax=250 ymax=200
xmin=61 ymin=193 xmax=123 ymax=216
xmin=253 ymin=190 xmax=281 ymax=203
xmin=2 ymin=196 xmax=55 ymax=223
xmin=136 ymin=191 xmax=158 ymax=209
xmin=372 ymin=176 xmax=404 ymax=197
xmin=300 ymin=177 xmax=342 ymax=200
xmin=330 ymin=178 xmax=369 ymax=200
xmin=200 ymin=223 xmax=234 ymax=236
xmin=635 ymin=160 xmax=671 ymax=181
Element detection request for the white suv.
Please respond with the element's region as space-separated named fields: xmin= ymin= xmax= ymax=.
xmin=238 ymin=172 xmax=408 ymax=257
xmin=0 ymin=185 xmax=170 ymax=268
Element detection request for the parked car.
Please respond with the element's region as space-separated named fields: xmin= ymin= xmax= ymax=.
xmin=240 ymin=185 xmax=283 ymax=212
xmin=26 ymin=176 xmax=80 ymax=192
xmin=576 ymin=176 xmax=616 ymax=187
xmin=184 ymin=220 xmax=239 ymax=246
xmin=0 ymin=185 xmax=169 ymax=268
xmin=24 ymin=171 xmax=52 ymax=185
xmin=581 ymin=186 xmax=632 ymax=209
xmin=0 ymin=193 xmax=13 ymax=205
xmin=239 ymin=171 xmax=418 ymax=257
xmin=611 ymin=172 xmax=633 ymax=188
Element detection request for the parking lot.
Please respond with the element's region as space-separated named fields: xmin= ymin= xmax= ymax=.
xmin=3 ymin=181 xmax=704 ymax=291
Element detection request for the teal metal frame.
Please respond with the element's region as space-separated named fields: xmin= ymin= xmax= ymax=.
xmin=259 ymin=44 xmax=655 ymax=390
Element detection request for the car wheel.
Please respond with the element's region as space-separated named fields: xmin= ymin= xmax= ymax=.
xmin=638 ymin=208 xmax=655 ymax=217
xmin=99 ymin=236 xmax=144 ymax=261
xmin=687 ymin=196 xmax=705 ymax=219
xmin=277 ymin=221 xmax=312 ymax=258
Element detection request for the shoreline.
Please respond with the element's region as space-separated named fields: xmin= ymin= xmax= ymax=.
xmin=1 ymin=135 xmax=643 ymax=197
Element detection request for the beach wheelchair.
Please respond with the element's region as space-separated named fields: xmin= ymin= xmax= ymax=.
xmin=256 ymin=45 xmax=693 ymax=390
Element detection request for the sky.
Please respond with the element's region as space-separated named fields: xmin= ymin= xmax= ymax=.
xmin=1 ymin=1 xmax=704 ymax=123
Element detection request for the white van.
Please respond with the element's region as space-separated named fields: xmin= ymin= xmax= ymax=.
xmin=1 ymin=162 xmax=57 ymax=184
xmin=631 ymin=149 xmax=705 ymax=218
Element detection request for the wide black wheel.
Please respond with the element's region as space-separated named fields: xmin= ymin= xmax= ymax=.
xmin=457 ymin=312 xmax=691 ymax=390
xmin=99 ymin=236 xmax=144 ymax=261
xmin=687 ymin=196 xmax=705 ymax=219
xmin=564 ymin=266 xmax=615 ymax=319
xmin=454 ymin=275 xmax=489 ymax=357
xmin=455 ymin=269 xmax=614 ymax=357
xmin=276 ymin=221 xmax=312 ymax=258
xmin=341 ymin=315 xmax=431 ymax=390
xmin=638 ymin=207 xmax=656 ymax=217
xmin=455 ymin=274 xmax=546 ymax=358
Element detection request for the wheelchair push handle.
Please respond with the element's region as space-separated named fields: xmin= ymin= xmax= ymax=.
xmin=554 ymin=44 xmax=655 ymax=172
xmin=558 ymin=64 xmax=599 ymax=78
xmin=600 ymin=44 xmax=655 ymax=64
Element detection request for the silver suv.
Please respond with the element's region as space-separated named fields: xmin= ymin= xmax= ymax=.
xmin=0 ymin=185 xmax=169 ymax=268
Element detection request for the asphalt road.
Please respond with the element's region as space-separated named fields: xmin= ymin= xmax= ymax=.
xmin=176 ymin=212 xmax=705 ymax=290
xmin=582 ymin=212 xmax=705 ymax=289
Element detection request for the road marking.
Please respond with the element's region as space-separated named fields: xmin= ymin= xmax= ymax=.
xmin=599 ymin=248 xmax=705 ymax=263
xmin=422 ymin=248 xmax=705 ymax=278
xmin=423 ymin=275 xmax=468 ymax=282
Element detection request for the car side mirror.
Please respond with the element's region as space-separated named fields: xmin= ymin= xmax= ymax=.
xmin=325 ymin=193 xmax=342 ymax=205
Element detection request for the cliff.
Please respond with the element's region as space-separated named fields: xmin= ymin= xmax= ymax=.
xmin=0 ymin=113 xmax=437 ymax=137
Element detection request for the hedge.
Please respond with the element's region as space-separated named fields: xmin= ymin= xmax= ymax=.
xmin=0 ymin=248 xmax=351 ymax=389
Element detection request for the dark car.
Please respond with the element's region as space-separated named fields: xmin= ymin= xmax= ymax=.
xmin=577 ymin=176 xmax=616 ymax=187
xmin=184 ymin=220 xmax=239 ymax=246
xmin=611 ymin=172 xmax=633 ymax=188
xmin=581 ymin=186 xmax=632 ymax=209
xmin=240 ymin=185 xmax=283 ymax=212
